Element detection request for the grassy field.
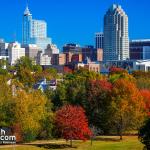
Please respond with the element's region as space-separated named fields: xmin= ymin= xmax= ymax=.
xmin=0 ymin=136 xmax=144 ymax=150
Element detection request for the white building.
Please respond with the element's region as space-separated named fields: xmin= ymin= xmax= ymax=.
xmin=134 ymin=60 xmax=150 ymax=72
xmin=8 ymin=42 xmax=25 ymax=65
xmin=104 ymin=4 xmax=129 ymax=61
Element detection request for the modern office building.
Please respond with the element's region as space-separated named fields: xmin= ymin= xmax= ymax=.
xmin=130 ymin=40 xmax=150 ymax=60
xmin=95 ymin=32 xmax=104 ymax=49
xmin=8 ymin=42 xmax=25 ymax=65
xmin=103 ymin=4 xmax=129 ymax=61
xmin=23 ymin=5 xmax=52 ymax=49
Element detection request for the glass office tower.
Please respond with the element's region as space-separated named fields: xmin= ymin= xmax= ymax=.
xmin=103 ymin=4 xmax=129 ymax=61
xmin=23 ymin=5 xmax=52 ymax=49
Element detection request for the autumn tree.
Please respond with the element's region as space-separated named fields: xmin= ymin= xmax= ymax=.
xmin=13 ymin=90 xmax=52 ymax=142
xmin=87 ymin=79 xmax=113 ymax=134
xmin=55 ymin=105 xmax=92 ymax=147
xmin=140 ymin=89 xmax=150 ymax=116
xmin=132 ymin=71 xmax=150 ymax=90
xmin=109 ymin=67 xmax=127 ymax=75
xmin=111 ymin=79 xmax=146 ymax=140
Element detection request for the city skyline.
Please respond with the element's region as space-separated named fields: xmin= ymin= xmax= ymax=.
xmin=0 ymin=0 xmax=150 ymax=48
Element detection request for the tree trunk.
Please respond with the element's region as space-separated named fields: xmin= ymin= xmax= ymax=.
xmin=120 ymin=133 xmax=123 ymax=140
xmin=70 ymin=139 xmax=73 ymax=147
xmin=91 ymin=138 xmax=93 ymax=146
xmin=119 ymin=116 xmax=123 ymax=140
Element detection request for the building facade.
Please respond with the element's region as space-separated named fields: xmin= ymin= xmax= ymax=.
xmin=23 ymin=5 xmax=52 ymax=49
xmin=103 ymin=4 xmax=129 ymax=61
xmin=8 ymin=42 xmax=25 ymax=65
xmin=130 ymin=40 xmax=150 ymax=60
xmin=37 ymin=51 xmax=51 ymax=66
xmin=0 ymin=39 xmax=8 ymax=57
xmin=22 ymin=44 xmax=41 ymax=61
xmin=95 ymin=32 xmax=104 ymax=49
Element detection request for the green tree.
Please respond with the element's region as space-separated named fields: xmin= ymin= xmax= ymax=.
xmin=139 ymin=118 xmax=150 ymax=150
xmin=0 ymin=76 xmax=14 ymax=127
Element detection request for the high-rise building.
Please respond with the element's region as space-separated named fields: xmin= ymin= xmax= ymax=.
xmin=23 ymin=5 xmax=52 ymax=49
xmin=95 ymin=32 xmax=104 ymax=49
xmin=103 ymin=4 xmax=129 ymax=61
xmin=130 ymin=40 xmax=150 ymax=60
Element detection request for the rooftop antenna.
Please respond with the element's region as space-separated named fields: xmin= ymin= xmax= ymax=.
xmin=26 ymin=0 xmax=29 ymax=9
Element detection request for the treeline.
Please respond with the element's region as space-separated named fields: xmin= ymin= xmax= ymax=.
xmin=0 ymin=57 xmax=150 ymax=147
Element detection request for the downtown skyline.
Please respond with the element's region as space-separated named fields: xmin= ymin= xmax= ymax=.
xmin=0 ymin=0 xmax=150 ymax=48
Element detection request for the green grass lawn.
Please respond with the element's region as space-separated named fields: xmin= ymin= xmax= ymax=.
xmin=0 ymin=136 xmax=144 ymax=150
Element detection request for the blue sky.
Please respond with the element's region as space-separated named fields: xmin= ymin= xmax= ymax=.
xmin=0 ymin=0 xmax=150 ymax=49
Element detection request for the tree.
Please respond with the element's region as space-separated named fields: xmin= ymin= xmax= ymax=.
xmin=132 ymin=71 xmax=150 ymax=90
xmin=87 ymin=79 xmax=113 ymax=134
xmin=13 ymin=90 xmax=50 ymax=142
xmin=140 ymin=89 xmax=150 ymax=116
xmin=55 ymin=105 xmax=92 ymax=147
xmin=111 ymin=79 xmax=146 ymax=140
xmin=109 ymin=67 xmax=127 ymax=75
xmin=14 ymin=57 xmax=43 ymax=87
xmin=139 ymin=118 xmax=150 ymax=150
xmin=0 ymin=75 xmax=14 ymax=127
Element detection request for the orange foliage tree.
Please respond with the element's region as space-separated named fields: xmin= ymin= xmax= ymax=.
xmin=111 ymin=79 xmax=146 ymax=140
xmin=140 ymin=89 xmax=150 ymax=116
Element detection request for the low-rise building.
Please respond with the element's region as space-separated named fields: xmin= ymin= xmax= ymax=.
xmin=76 ymin=62 xmax=100 ymax=73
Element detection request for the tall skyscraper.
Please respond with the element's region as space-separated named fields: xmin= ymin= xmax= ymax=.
xmin=23 ymin=5 xmax=52 ymax=49
xmin=103 ymin=4 xmax=129 ymax=61
xmin=95 ymin=32 xmax=104 ymax=49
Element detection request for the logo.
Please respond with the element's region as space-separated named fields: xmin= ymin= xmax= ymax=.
xmin=0 ymin=128 xmax=16 ymax=144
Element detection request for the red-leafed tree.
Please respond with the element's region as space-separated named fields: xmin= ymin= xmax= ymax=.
xmin=109 ymin=67 xmax=127 ymax=75
xmin=140 ymin=89 xmax=150 ymax=116
xmin=87 ymin=80 xmax=113 ymax=134
xmin=55 ymin=105 xmax=92 ymax=147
